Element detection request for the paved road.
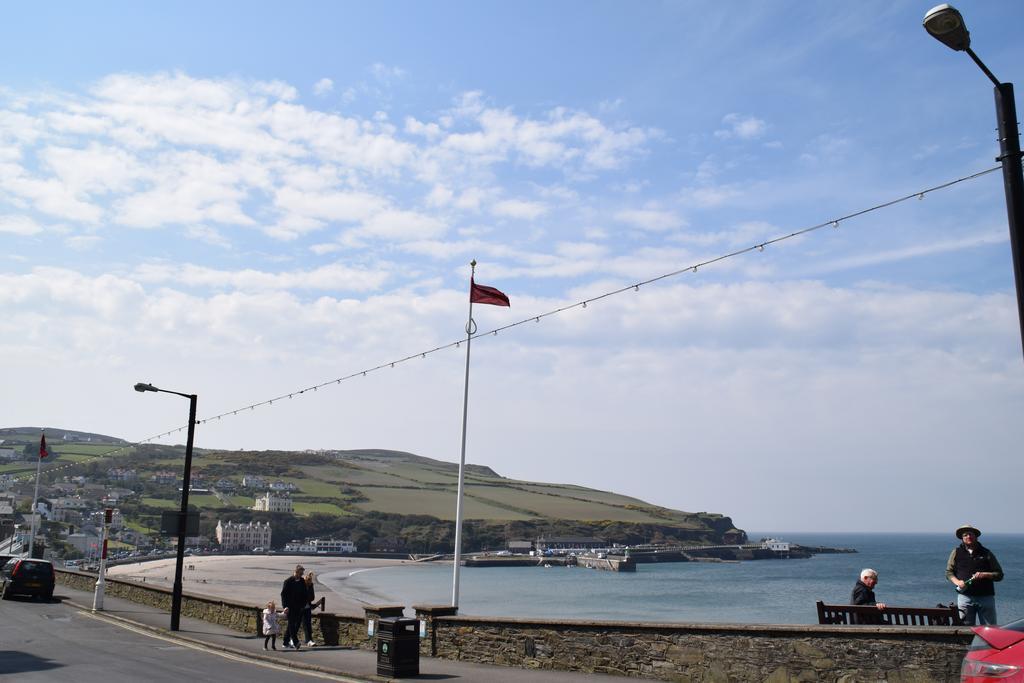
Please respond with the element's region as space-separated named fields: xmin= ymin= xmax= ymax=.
xmin=0 ymin=595 xmax=355 ymax=681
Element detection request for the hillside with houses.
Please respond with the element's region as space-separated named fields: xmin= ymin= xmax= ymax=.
xmin=1 ymin=427 xmax=746 ymax=561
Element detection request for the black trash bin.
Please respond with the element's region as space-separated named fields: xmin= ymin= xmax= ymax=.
xmin=376 ymin=617 xmax=419 ymax=677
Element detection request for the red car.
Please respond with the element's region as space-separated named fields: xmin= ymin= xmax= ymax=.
xmin=962 ymin=618 xmax=1024 ymax=681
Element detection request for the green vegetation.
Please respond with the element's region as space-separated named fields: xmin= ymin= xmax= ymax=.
xmin=10 ymin=426 xmax=746 ymax=552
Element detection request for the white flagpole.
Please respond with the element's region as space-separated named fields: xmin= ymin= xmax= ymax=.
xmin=452 ymin=259 xmax=477 ymax=608
xmin=28 ymin=433 xmax=43 ymax=557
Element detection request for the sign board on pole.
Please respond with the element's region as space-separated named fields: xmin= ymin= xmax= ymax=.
xmin=160 ymin=510 xmax=200 ymax=536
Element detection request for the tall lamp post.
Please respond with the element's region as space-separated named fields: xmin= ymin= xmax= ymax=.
xmin=924 ymin=4 xmax=1024 ymax=359
xmin=134 ymin=382 xmax=197 ymax=632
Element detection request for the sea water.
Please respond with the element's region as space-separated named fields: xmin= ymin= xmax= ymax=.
xmin=320 ymin=532 xmax=1024 ymax=624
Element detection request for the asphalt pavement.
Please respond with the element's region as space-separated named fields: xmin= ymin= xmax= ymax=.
xmin=47 ymin=583 xmax=626 ymax=682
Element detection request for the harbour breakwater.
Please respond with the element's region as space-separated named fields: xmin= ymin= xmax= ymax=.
xmin=460 ymin=542 xmax=855 ymax=571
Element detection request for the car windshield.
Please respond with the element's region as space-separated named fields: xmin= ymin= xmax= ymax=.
xmin=15 ymin=561 xmax=52 ymax=577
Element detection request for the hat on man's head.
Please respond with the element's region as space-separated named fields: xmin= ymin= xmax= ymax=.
xmin=956 ymin=524 xmax=981 ymax=539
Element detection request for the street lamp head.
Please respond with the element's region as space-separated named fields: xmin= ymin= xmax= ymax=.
xmin=134 ymin=382 xmax=158 ymax=393
xmin=923 ymin=4 xmax=970 ymax=52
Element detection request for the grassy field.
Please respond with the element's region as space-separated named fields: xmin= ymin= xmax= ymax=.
xmin=460 ymin=486 xmax=666 ymax=523
xmin=353 ymin=486 xmax=537 ymax=520
xmin=140 ymin=497 xmax=178 ymax=509
xmin=284 ymin=478 xmax=339 ymax=497
xmin=291 ymin=501 xmax=351 ymax=516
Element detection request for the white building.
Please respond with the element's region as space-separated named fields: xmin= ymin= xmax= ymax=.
xmin=51 ymin=497 xmax=89 ymax=515
xmin=106 ymin=467 xmax=138 ymax=482
xmin=90 ymin=508 xmax=124 ymax=530
xmin=283 ymin=538 xmax=356 ymax=554
xmin=761 ymin=538 xmax=791 ymax=553
xmin=67 ymin=532 xmax=103 ymax=556
xmin=241 ymin=475 xmax=266 ymax=489
xmin=253 ymin=492 xmax=293 ymax=513
xmin=216 ymin=520 xmax=272 ymax=551
xmin=310 ymin=539 xmax=355 ymax=553
xmin=151 ymin=471 xmax=177 ymax=485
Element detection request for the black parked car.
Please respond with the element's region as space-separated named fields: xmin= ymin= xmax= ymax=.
xmin=1 ymin=558 xmax=55 ymax=600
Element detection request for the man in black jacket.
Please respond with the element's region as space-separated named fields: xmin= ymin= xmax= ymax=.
xmin=281 ymin=564 xmax=307 ymax=649
xmin=946 ymin=524 xmax=1004 ymax=625
xmin=850 ymin=568 xmax=886 ymax=623
xmin=851 ymin=568 xmax=887 ymax=608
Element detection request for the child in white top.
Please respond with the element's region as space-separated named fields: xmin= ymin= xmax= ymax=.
xmin=262 ymin=601 xmax=286 ymax=650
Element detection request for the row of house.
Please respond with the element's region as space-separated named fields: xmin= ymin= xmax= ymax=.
xmin=215 ymin=520 xmax=272 ymax=550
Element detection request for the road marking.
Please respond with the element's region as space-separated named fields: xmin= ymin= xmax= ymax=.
xmin=76 ymin=610 xmax=365 ymax=681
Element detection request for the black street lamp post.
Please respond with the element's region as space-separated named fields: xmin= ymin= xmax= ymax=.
xmin=924 ymin=4 xmax=1024 ymax=360
xmin=134 ymin=382 xmax=197 ymax=632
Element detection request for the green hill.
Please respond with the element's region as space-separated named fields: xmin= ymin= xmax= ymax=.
xmin=5 ymin=427 xmax=746 ymax=552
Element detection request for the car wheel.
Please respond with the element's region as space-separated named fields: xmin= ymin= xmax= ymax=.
xmin=0 ymin=583 xmax=10 ymax=600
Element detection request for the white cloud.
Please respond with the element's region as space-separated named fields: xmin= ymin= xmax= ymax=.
xmin=132 ymin=262 xmax=389 ymax=293
xmin=0 ymin=161 xmax=104 ymax=223
xmin=369 ymin=63 xmax=407 ymax=83
xmin=425 ymin=184 xmax=453 ymax=207
xmin=313 ymin=78 xmax=334 ymax=96
xmin=114 ymin=152 xmax=259 ymax=229
xmin=273 ymin=186 xmax=388 ymax=227
xmin=0 ymin=214 xmax=43 ymax=235
xmin=185 ymin=224 xmax=233 ymax=248
xmin=714 ymin=113 xmax=767 ymax=140
xmin=804 ymin=231 xmax=1008 ymax=275
xmin=41 ymin=143 xmax=143 ymax=195
xmin=346 ymin=209 xmax=448 ymax=242
xmin=614 ymin=208 xmax=685 ymax=232
xmin=65 ymin=234 xmax=102 ymax=250
xmin=491 ymin=199 xmax=547 ymax=220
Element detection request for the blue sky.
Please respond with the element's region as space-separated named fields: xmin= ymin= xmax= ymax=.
xmin=2 ymin=1 xmax=1022 ymax=532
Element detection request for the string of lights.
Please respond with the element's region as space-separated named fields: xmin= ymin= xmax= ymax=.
xmin=9 ymin=165 xmax=1001 ymax=485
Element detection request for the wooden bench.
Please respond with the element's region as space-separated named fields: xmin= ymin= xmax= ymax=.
xmin=816 ymin=601 xmax=962 ymax=626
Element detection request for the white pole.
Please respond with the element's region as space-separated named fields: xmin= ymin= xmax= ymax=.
xmin=27 ymin=435 xmax=43 ymax=558
xmin=452 ymin=260 xmax=477 ymax=608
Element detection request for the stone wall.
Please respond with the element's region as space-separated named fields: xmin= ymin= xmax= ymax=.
xmin=55 ymin=569 xmax=365 ymax=647
xmin=424 ymin=616 xmax=972 ymax=682
xmin=56 ymin=571 xmax=971 ymax=681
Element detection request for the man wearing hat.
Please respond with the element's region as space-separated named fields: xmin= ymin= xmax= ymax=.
xmin=281 ymin=563 xmax=308 ymax=649
xmin=945 ymin=524 xmax=1004 ymax=625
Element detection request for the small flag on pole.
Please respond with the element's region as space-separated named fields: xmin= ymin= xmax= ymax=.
xmin=39 ymin=433 xmax=48 ymax=459
xmin=470 ymin=278 xmax=510 ymax=307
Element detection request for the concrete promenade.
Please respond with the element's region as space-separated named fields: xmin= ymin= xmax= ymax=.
xmin=56 ymin=582 xmax=627 ymax=682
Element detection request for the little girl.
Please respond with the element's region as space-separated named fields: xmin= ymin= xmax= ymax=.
xmin=262 ymin=601 xmax=286 ymax=650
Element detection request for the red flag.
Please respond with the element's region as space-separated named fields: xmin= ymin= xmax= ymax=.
xmin=470 ymin=278 xmax=510 ymax=307
xmin=39 ymin=433 xmax=48 ymax=459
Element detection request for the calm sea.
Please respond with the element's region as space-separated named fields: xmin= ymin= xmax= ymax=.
xmin=320 ymin=532 xmax=1024 ymax=624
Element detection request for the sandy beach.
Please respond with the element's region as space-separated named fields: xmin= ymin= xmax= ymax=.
xmin=106 ymin=554 xmax=417 ymax=616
